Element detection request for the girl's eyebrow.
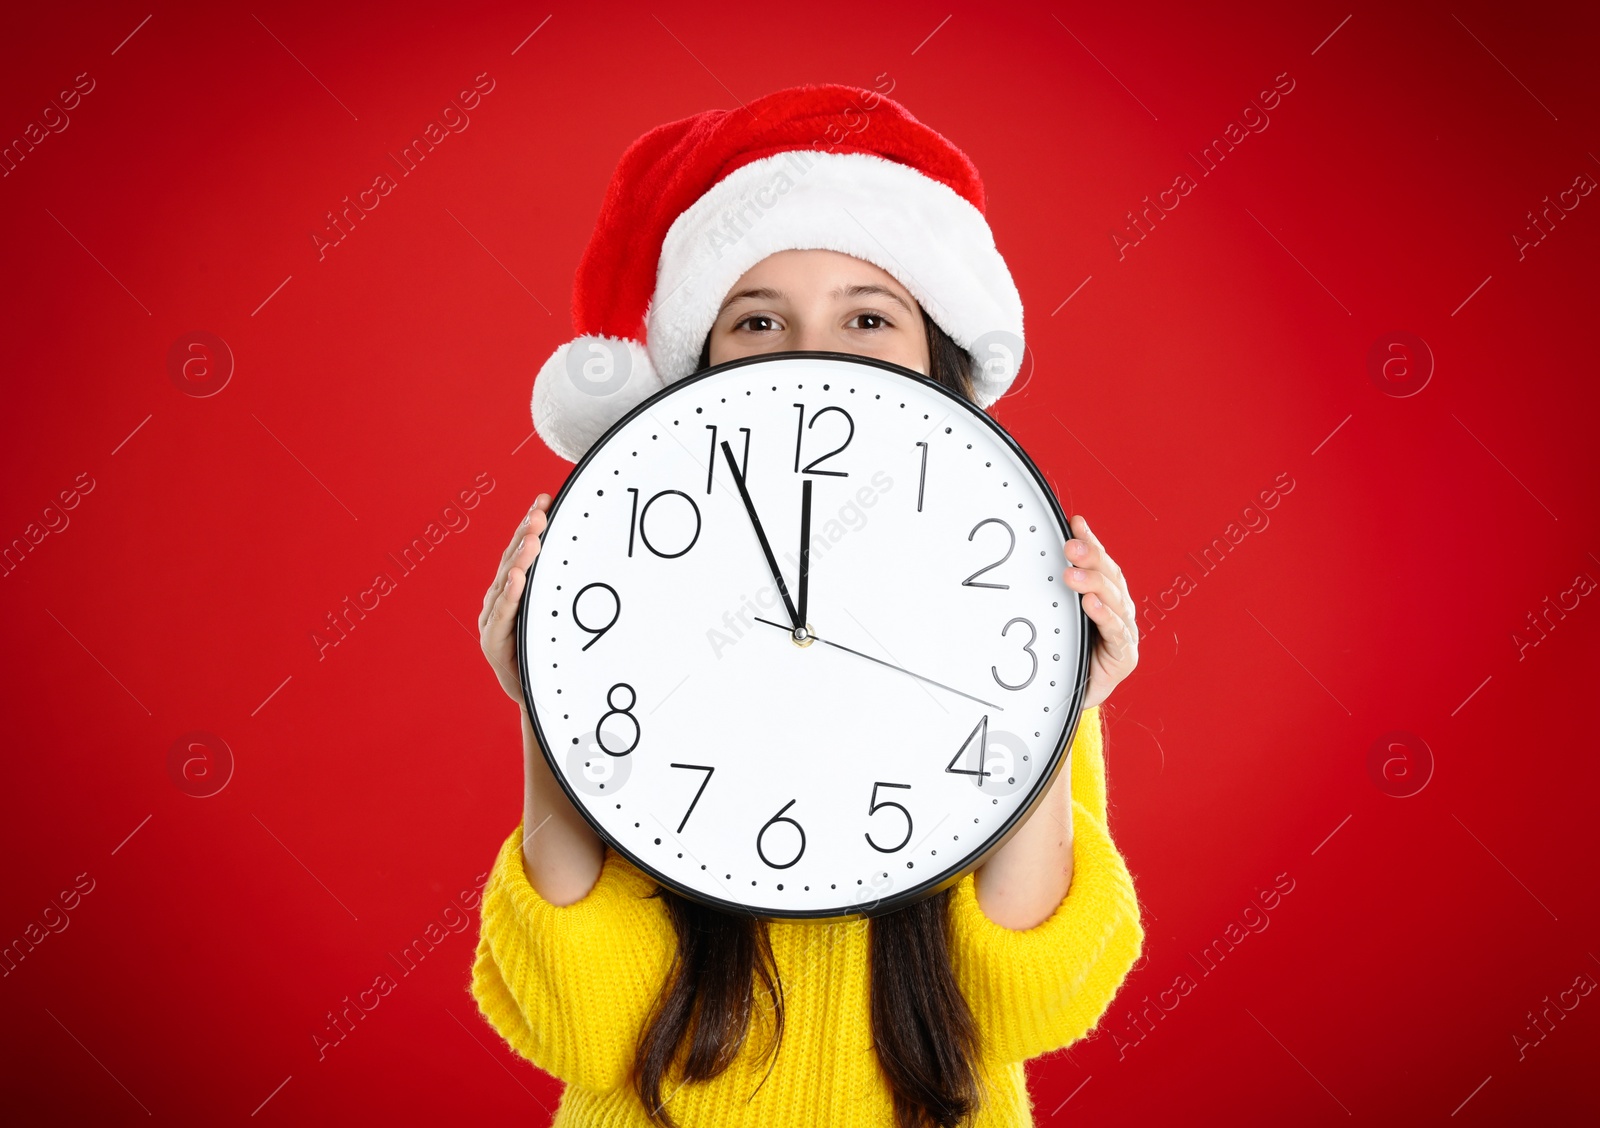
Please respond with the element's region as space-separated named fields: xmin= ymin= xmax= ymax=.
xmin=717 ymin=283 xmax=914 ymax=316
xmin=718 ymin=286 xmax=784 ymax=313
xmin=833 ymin=283 xmax=914 ymax=315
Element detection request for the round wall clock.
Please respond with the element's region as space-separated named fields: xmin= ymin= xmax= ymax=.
xmin=517 ymin=351 xmax=1093 ymax=920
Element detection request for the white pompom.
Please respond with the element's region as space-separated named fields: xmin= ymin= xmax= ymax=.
xmin=530 ymin=335 xmax=663 ymax=462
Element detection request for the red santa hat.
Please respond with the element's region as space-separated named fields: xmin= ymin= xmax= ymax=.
xmin=532 ymin=82 xmax=1026 ymax=462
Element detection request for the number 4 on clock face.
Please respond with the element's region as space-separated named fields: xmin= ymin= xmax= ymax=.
xmin=945 ymin=715 xmax=992 ymax=785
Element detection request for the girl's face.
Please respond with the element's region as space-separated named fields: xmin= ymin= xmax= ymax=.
xmin=705 ymin=249 xmax=931 ymax=375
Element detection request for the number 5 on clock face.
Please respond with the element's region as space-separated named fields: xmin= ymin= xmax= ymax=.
xmin=517 ymin=351 xmax=1092 ymax=920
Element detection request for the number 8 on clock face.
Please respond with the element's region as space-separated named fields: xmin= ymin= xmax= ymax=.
xmin=517 ymin=351 xmax=1094 ymax=920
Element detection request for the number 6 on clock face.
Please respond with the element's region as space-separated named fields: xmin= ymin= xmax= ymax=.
xmin=516 ymin=351 xmax=1093 ymax=920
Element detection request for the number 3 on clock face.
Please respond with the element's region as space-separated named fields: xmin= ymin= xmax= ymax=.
xmin=517 ymin=351 xmax=1092 ymax=920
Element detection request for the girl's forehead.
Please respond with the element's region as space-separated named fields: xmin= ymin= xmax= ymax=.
xmin=729 ymin=250 xmax=911 ymax=299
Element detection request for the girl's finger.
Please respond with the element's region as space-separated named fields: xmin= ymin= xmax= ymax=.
xmin=1063 ymin=563 xmax=1121 ymax=607
xmin=1065 ymin=536 xmax=1123 ymax=580
xmin=1066 ymin=518 xmax=1123 ymax=582
xmin=1071 ymin=515 xmax=1120 ymax=577
xmin=1082 ymin=589 xmax=1138 ymax=662
xmin=502 ymin=535 xmax=541 ymax=595
xmin=505 ymin=493 xmax=551 ymax=545
xmin=489 ymin=555 xmax=530 ymax=633
xmin=503 ymin=506 xmax=548 ymax=562
xmin=484 ymin=534 xmax=523 ymax=615
xmin=483 ymin=528 xmax=543 ymax=630
xmin=1066 ymin=565 xmax=1137 ymax=636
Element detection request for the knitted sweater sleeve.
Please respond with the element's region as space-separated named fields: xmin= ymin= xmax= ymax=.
xmin=469 ymin=823 xmax=676 ymax=1093
xmin=948 ymin=706 xmax=1145 ymax=1064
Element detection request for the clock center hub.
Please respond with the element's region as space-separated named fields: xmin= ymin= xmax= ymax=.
xmin=792 ymin=623 xmax=815 ymax=648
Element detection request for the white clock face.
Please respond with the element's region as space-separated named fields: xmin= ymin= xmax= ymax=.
xmin=519 ymin=352 xmax=1090 ymax=919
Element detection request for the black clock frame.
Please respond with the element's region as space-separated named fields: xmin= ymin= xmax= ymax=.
xmin=515 ymin=349 xmax=1096 ymax=921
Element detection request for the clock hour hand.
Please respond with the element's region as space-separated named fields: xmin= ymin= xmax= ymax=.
xmin=751 ymin=617 xmax=1004 ymax=711
xmin=721 ymin=440 xmax=801 ymax=629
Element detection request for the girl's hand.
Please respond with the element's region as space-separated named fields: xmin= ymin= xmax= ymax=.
xmin=1062 ymin=513 xmax=1139 ymax=709
xmin=480 ymin=494 xmax=552 ymax=710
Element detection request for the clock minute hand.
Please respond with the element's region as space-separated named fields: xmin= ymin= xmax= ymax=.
xmin=796 ymin=478 xmax=812 ymax=629
xmin=721 ymin=440 xmax=801 ymax=629
xmin=751 ymin=617 xmax=1004 ymax=711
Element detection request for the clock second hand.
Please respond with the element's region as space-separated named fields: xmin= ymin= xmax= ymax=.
xmin=751 ymin=616 xmax=1004 ymax=711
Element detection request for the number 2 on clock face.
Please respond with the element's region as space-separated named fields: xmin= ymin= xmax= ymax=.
xmin=518 ymin=352 xmax=1088 ymax=919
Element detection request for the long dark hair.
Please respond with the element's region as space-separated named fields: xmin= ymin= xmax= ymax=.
xmin=630 ymin=309 xmax=986 ymax=1128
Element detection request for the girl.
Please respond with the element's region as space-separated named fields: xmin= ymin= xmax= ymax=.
xmin=473 ymin=84 xmax=1143 ymax=1127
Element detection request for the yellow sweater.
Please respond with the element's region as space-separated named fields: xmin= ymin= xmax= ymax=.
xmin=469 ymin=706 xmax=1143 ymax=1126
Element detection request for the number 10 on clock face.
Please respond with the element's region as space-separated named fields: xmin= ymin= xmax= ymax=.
xmin=518 ymin=352 xmax=1091 ymax=919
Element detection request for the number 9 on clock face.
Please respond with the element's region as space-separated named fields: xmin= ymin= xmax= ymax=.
xmin=517 ymin=351 xmax=1092 ymax=919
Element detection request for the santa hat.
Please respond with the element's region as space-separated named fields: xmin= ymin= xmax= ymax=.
xmin=532 ymin=82 xmax=1026 ymax=463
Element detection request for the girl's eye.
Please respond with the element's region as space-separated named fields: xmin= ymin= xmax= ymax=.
xmin=850 ymin=312 xmax=890 ymax=331
xmin=733 ymin=314 xmax=779 ymax=333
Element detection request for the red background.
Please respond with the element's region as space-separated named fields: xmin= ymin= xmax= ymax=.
xmin=3 ymin=1 xmax=1596 ymax=1123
